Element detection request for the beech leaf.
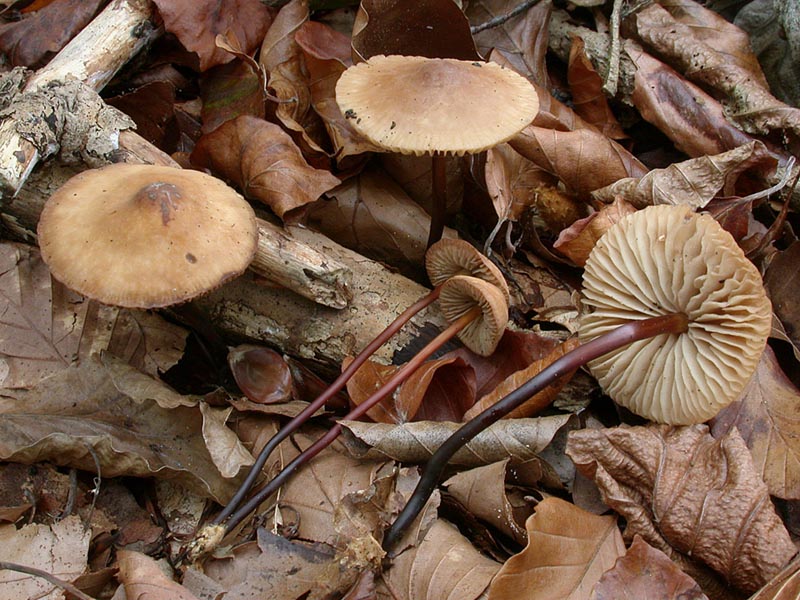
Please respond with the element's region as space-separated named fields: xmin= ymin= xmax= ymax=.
xmin=711 ymin=346 xmax=800 ymax=499
xmin=764 ymin=241 xmax=800 ymax=356
xmin=590 ymin=535 xmax=708 ymax=600
xmin=488 ymin=497 xmax=625 ymax=600
xmin=553 ymin=197 xmax=637 ymax=266
xmin=191 ymin=115 xmax=340 ymax=218
xmin=117 ymin=549 xmax=200 ymax=600
xmin=566 ymin=424 xmax=796 ymax=593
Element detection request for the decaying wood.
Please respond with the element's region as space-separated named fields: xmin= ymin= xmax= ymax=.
xmin=0 ymin=0 xmax=159 ymax=197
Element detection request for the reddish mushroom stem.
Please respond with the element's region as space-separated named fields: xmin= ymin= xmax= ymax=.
xmin=214 ymin=285 xmax=444 ymax=525
xmin=427 ymin=152 xmax=448 ymax=248
xmin=382 ymin=312 xmax=690 ymax=554
xmin=219 ymin=305 xmax=483 ymax=533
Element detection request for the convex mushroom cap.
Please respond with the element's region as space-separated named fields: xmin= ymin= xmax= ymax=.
xmin=335 ymin=55 xmax=539 ymax=156
xmin=37 ymin=163 xmax=258 ymax=308
xmin=579 ymin=204 xmax=772 ymax=425
xmin=425 ymin=238 xmax=510 ymax=303
xmin=439 ymin=275 xmax=508 ymax=356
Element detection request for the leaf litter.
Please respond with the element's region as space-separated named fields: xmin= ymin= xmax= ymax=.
xmin=1 ymin=0 xmax=800 ymax=599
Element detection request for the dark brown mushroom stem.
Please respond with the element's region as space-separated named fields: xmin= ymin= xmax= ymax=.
xmin=381 ymin=311 xmax=690 ymax=554
xmin=213 ymin=286 xmax=444 ymax=525
xmin=219 ymin=305 xmax=484 ymax=533
xmin=427 ymin=152 xmax=448 ymax=248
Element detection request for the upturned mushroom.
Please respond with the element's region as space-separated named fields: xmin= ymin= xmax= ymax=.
xmin=37 ymin=163 xmax=258 ymax=308
xmin=336 ymin=55 xmax=539 ymax=247
xmin=206 ymin=239 xmax=509 ymax=539
xmin=382 ymin=203 xmax=772 ymax=552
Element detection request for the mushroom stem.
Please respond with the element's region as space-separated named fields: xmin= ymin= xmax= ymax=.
xmin=381 ymin=311 xmax=690 ymax=554
xmin=219 ymin=305 xmax=484 ymax=533
xmin=426 ymin=152 xmax=448 ymax=248
xmin=213 ymin=285 xmax=444 ymax=525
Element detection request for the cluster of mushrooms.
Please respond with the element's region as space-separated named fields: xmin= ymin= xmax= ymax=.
xmin=34 ymin=55 xmax=772 ymax=557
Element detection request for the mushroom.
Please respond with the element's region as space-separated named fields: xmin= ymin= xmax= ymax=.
xmin=206 ymin=239 xmax=508 ymax=537
xmin=207 ymin=273 xmax=508 ymax=540
xmin=382 ymin=204 xmax=772 ymax=552
xmin=37 ymin=163 xmax=258 ymax=308
xmin=335 ymin=55 xmax=539 ymax=247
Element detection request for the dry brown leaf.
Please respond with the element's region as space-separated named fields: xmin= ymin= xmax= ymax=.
xmin=630 ymin=3 xmax=800 ymax=140
xmin=0 ymin=354 xmax=249 ymax=503
xmin=590 ymin=535 xmax=708 ymax=600
xmin=340 ymin=415 xmax=571 ymax=467
xmin=296 ymin=21 xmax=383 ymax=161
xmin=0 ymin=515 xmax=89 ymax=600
xmin=345 ymin=354 xmax=476 ymax=423
xmin=553 ymin=197 xmax=637 ymax=266
xmin=590 ymin=141 xmax=778 ymax=209
xmin=199 ymin=404 xmax=255 ymax=478
xmin=198 ymin=528 xmax=356 ymax=599
xmin=566 ymin=424 xmax=796 ymax=593
xmin=352 ymin=0 xmax=480 ymax=62
xmin=488 ymin=497 xmax=625 ymax=600
xmin=0 ymin=0 xmax=103 ymax=68
xmin=0 ymin=243 xmax=186 ymax=389
xmin=378 ymin=519 xmax=500 ymax=600
xmin=152 ymin=0 xmax=272 ymax=71
xmin=259 ymin=0 xmax=329 ymax=157
xmin=306 ymin=166 xmax=456 ymax=276
xmin=509 ymin=125 xmax=648 ymax=198
xmin=199 ymin=57 xmax=265 ymax=134
xmin=749 ymin=555 xmax=800 ymax=600
xmin=443 ymin=459 xmax=532 ymax=545
xmin=568 ymin=36 xmax=627 ymax=140
xmin=710 ymin=346 xmax=800 ymax=500
xmin=191 ymin=115 xmax=340 ymax=218
xmin=117 ymin=549 xmax=199 ymax=600
xmin=468 ymin=0 xmax=551 ymax=86
xmin=463 ymin=337 xmax=580 ymax=421
xmin=765 ymin=241 xmax=800 ymax=357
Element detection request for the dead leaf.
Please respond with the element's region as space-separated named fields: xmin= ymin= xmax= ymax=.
xmin=765 ymin=241 xmax=800 ymax=355
xmin=0 ymin=0 xmax=103 ymax=68
xmin=630 ymin=3 xmax=800 ymax=140
xmin=464 ymin=337 xmax=580 ymax=421
xmin=591 ymin=141 xmax=778 ymax=209
xmin=0 ymin=515 xmax=90 ymax=600
xmin=345 ymin=354 xmax=476 ymax=423
xmin=749 ymin=554 xmax=800 ymax=600
xmin=553 ymin=197 xmax=637 ymax=266
xmin=443 ymin=459 xmax=532 ymax=545
xmin=306 ymin=166 xmax=455 ymax=276
xmin=509 ymin=125 xmax=648 ymax=197
xmin=487 ymin=497 xmax=625 ymax=600
xmin=152 ymin=0 xmax=273 ymax=71
xmin=190 ymin=115 xmax=340 ymax=218
xmin=590 ymin=535 xmax=708 ymax=600
xmin=117 ymin=549 xmax=199 ymax=600
xmin=0 ymin=243 xmax=186 ymax=389
xmin=199 ymin=403 xmax=255 ymax=478
xmin=566 ymin=424 xmax=796 ymax=593
xmin=198 ymin=528 xmax=355 ymax=600
xmin=468 ymin=0 xmax=551 ymax=86
xmin=378 ymin=519 xmax=500 ymax=600
xmin=228 ymin=345 xmax=293 ymax=405
xmin=199 ymin=58 xmax=266 ymax=134
xmin=352 ymin=0 xmax=480 ymax=62
xmin=568 ymin=36 xmax=627 ymax=140
xmin=710 ymin=346 xmax=800 ymax=499
xmin=0 ymin=354 xmax=250 ymax=503
xmin=340 ymin=415 xmax=571 ymax=467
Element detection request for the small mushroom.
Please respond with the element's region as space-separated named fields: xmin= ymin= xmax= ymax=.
xmin=37 ymin=164 xmax=258 ymax=308
xmin=382 ymin=204 xmax=772 ymax=552
xmin=207 ymin=240 xmax=508 ymax=537
xmin=336 ymin=55 xmax=539 ymax=247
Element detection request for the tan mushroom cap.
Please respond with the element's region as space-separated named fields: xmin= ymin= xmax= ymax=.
xmin=439 ymin=275 xmax=508 ymax=356
xmin=579 ymin=204 xmax=772 ymax=425
xmin=335 ymin=55 xmax=539 ymax=156
xmin=425 ymin=238 xmax=510 ymax=303
xmin=37 ymin=164 xmax=258 ymax=309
